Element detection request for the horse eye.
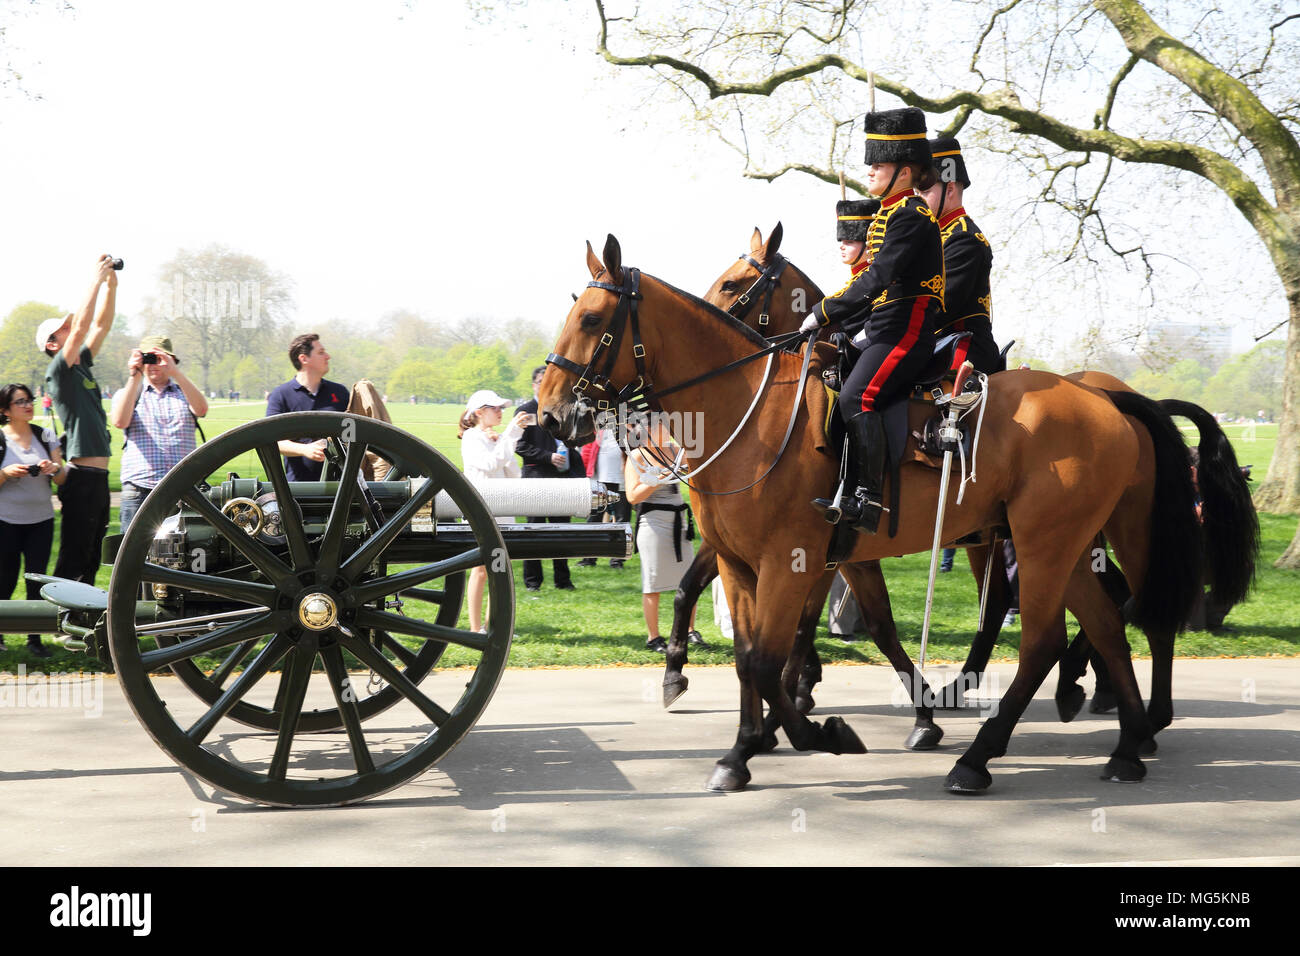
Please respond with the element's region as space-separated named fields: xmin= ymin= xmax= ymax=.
xmin=720 ymin=280 xmax=738 ymax=293
xmin=580 ymin=312 xmax=604 ymax=330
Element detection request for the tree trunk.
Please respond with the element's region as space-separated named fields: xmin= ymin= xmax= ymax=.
xmin=1253 ymin=295 xmax=1300 ymax=519
xmin=1279 ymin=519 xmax=1300 ymax=569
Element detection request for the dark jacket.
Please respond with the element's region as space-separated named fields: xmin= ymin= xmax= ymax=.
xmin=515 ymin=398 xmax=586 ymax=479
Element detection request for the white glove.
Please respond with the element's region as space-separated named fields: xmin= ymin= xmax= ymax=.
xmin=799 ymin=315 xmax=820 ymax=334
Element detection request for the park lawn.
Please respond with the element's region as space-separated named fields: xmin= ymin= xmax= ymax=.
xmin=2 ymin=412 xmax=1296 ymax=673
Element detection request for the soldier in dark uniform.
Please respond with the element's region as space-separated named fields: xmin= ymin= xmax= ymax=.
xmin=918 ymin=137 xmax=1001 ymax=374
xmin=835 ymin=196 xmax=881 ymax=274
xmin=800 ymin=107 xmax=943 ymax=532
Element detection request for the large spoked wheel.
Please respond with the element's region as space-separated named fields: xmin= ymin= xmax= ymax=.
xmin=108 ymin=412 xmax=514 ymax=807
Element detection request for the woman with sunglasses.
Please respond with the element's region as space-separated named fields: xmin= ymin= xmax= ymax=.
xmin=0 ymin=383 xmax=68 ymax=657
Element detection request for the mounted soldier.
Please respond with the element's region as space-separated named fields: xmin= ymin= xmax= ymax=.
xmin=917 ymin=136 xmax=1002 ymax=374
xmin=800 ymin=107 xmax=944 ymax=532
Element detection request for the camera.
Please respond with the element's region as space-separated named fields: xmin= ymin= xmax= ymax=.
xmin=26 ymin=464 xmax=40 ymax=477
xmin=110 ymin=257 xmax=125 ymax=270
xmin=141 ymin=352 xmax=159 ymax=365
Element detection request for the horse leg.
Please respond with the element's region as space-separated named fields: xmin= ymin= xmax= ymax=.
xmin=759 ymin=573 xmax=834 ymax=751
xmin=839 ymin=561 xmax=944 ymax=751
xmin=663 ymin=542 xmax=718 ymax=707
xmin=937 ymin=544 xmax=1011 ymax=709
xmin=706 ymin=558 xmax=765 ymax=791
xmin=1055 ymin=629 xmax=1092 ymax=722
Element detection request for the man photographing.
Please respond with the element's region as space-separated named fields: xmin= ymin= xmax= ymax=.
xmin=265 ymin=333 xmax=349 ymax=481
xmin=110 ymin=335 xmax=209 ymax=531
xmin=36 ymin=254 xmax=119 ymax=585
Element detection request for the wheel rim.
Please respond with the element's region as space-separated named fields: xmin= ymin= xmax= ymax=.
xmin=108 ymin=412 xmax=514 ymax=807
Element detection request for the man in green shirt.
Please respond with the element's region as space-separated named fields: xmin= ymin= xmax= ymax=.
xmin=37 ymin=255 xmax=119 ymax=585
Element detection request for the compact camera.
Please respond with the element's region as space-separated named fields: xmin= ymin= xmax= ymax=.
xmin=26 ymin=464 xmax=40 ymax=477
xmin=110 ymin=257 xmax=125 ymax=270
xmin=141 ymin=353 xmax=159 ymax=365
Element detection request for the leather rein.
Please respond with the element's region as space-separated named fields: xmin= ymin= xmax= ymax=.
xmin=545 ymin=261 xmax=815 ymax=497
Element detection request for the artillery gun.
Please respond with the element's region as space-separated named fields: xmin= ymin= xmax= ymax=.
xmin=15 ymin=412 xmax=630 ymax=807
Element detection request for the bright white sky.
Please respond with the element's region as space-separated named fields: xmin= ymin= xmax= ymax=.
xmin=0 ymin=0 xmax=1271 ymax=357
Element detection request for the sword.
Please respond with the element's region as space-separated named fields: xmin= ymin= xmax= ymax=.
xmin=919 ymin=361 xmax=975 ymax=673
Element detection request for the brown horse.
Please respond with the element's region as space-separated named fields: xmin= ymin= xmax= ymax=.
xmin=541 ymin=235 xmax=1203 ymax=793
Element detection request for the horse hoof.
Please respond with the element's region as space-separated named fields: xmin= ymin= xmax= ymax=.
xmin=706 ymin=764 xmax=750 ymax=792
xmin=822 ymin=716 xmax=867 ymax=755
xmin=1138 ymin=737 xmax=1158 ymax=756
xmin=904 ymin=722 xmax=944 ymax=751
xmin=1101 ymin=755 xmax=1146 ymax=782
xmin=1089 ymin=688 xmax=1118 ymax=714
xmin=944 ymin=762 xmax=991 ymax=794
xmin=795 ymin=693 xmax=815 ymax=716
xmin=662 ymin=676 xmax=689 ymax=708
xmin=1055 ymin=685 xmax=1086 ymax=723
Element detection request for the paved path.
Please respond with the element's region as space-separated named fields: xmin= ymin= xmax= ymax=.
xmin=2 ymin=659 xmax=1297 ymax=866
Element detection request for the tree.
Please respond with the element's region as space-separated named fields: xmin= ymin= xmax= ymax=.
xmin=1203 ymin=341 xmax=1285 ymax=419
xmin=136 ymin=245 xmax=293 ymax=394
xmin=388 ymin=359 xmax=445 ymax=403
xmin=593 ymin=0 xmax=1300 ymax=566
xmin=0 ymin=301 xmax=64 ymax=391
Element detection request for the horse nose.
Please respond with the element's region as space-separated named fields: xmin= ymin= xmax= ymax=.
xmin=540 ymin=409 xmax=560 ymax=433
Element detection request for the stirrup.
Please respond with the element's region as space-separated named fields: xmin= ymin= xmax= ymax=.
xmin=812 ymin=497 xmax=842 ymax=524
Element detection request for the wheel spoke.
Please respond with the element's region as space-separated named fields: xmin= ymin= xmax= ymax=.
xmin=320 ymin=644 xmax=375 ymax=774
xmin=398 ymin=587 xmax=450 ymax=605
xmin=353 ymin=607 xmax=488 ymax=652
xmin=339 ymin=632 xmax=450 ymax=726
xmin=316 ymin=438 xmax=369 ymax=575
xmin=339 ymin=476 xmax=442 ymax=583
xmin=181 ymin=489 xmax=296 ymax=590
xmin=268 ymin=642 xmax=317 ymax=781
xmin=185 ymin=634 xmax=291 ymax=743
xmin=141 ymin=562 xmax=278 ymax=606
xmin=141 ymin=613 xmax=277 ymax=671
xmin=378 ymin=632 xmax=419 ymax=668
xmin=210 ymin=638 xmax=260 ymax=689
xmin=256 ymin=444 xmax=312 ymax=570
xmin=351 ymin=550 xmax=480 ymax=606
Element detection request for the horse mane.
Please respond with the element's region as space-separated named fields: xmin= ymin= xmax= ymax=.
xmin=642 ymin=272 xmax=771 ymax=349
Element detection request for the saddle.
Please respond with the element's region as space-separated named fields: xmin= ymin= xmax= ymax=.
xmin=806 ymin=334 xmax=1010 ymax=556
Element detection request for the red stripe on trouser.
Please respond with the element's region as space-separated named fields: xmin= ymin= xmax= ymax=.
xmin=950 ymin=339 xmax=970 ymax=371
xmin=861 ymin=296 xmax=929 ymax=413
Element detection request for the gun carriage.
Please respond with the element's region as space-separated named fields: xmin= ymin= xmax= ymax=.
xmin=11 ymin=412 xmax=630 ymax=808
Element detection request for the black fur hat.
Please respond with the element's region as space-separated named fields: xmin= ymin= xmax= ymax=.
xmin=929 ymin=137 xmax=971 ymax=188
xmin=836 ymin=198 xmax=880 ymax=241
xmin=862 ymin=107 xmax=931 ymax=165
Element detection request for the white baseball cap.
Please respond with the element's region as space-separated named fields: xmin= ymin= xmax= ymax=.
xmin=35 ymin=315 xmax=71 ymax=351
xmin=466 ymin=389 xmax=510 ymax=412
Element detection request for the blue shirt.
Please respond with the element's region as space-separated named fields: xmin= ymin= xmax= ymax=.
xmin=265 ymin=377 xmax=349 ymax=480
xmin=120 ymin=379 xmax=197 ymax=488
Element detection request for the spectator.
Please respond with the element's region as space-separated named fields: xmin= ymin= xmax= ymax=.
xmin=265 ymin=334 xmax=349 ymax=480
xmin=458 ymin=390 xmax=531 ymax=632
xmin=0 ymin=383 xmax=68 ymax=657
xmin=38 ymin=255 xmax=119 ymax=586
xmin=577 ymin=426 xmax=630 ymax=568
xmin=109 ymin=336 xmax=209 ymax=531
xmin=40 ymin=391 xmax=54 ymax=427
xmin=515 ymin=366 xmax=585 ymax=592
xmin=624 ymin=419 xmax=696 ymax=653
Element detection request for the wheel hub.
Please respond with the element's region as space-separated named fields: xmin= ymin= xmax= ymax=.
xmin=297 ymin=592 xmax=339 ymax=631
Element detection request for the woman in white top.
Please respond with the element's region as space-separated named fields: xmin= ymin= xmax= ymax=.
xmin=458 ymin=389 xmax=532 ymax=632
xmin=0 ymin=382 xmax=68 ymax=657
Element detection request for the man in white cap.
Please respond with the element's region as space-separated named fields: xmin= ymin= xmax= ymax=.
xmin=38 ymin=254 xmax=120 ymax=585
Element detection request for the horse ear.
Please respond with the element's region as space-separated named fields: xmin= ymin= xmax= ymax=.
xmin=749 ymin=226 xmax=763 ymax=255
xmin=602 ymin=234 xmax=624 ymax=284
xmin=586 ymin=240 xmax=603 ymax=279
xmin=764 ymin=222 xmax=784 ymax=259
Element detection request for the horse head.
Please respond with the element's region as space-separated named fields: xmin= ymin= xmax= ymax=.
xmin=702 ymin=223 xmax=824 ymax=337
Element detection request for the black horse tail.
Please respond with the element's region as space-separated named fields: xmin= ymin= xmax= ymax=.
xmin=1161 ymin=398 xmax=1260 ymax=606
xmin=1104 ymin=390 xmax=1204 ymax=634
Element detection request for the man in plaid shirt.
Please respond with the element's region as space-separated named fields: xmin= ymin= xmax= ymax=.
xmin=109 ymin=335 xmax=209 ymax=531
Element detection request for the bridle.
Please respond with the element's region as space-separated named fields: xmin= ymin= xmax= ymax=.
xmin=725 ymin=254 xmax=788 ymax=329
xmin=544 ymin=262 xmax=815 ymax=496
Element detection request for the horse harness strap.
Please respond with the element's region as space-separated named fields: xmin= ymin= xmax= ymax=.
xmin=727 ymin=254 xmax=788 ymax=329
xmin=546 ymin=268 xmax=653 ymax=413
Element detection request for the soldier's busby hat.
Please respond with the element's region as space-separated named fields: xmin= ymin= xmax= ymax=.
xmin=863 ymin=107 xmax=931 ymax=166
xmin=836 ymin=198 xmax=880 ymax=241
xmin=928 ymin=137 xmax=971 ymax=188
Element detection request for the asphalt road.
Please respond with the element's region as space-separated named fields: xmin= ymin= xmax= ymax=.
xmin=2 ymin=659 xmax=1297 ymax=866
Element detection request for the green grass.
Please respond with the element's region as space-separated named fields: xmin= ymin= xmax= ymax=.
xmin=2 ymin=410 xmax=1296 ymax=673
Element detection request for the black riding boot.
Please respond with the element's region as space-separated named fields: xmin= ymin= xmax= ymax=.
xmin=813 ymin=411 xmax=888 ymax=533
